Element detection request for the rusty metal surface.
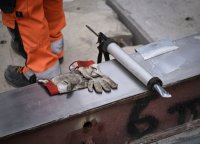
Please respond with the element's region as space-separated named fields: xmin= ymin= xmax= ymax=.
xmin=1 ymin=76 xmax=200 ymax=144
xmin=131 ymin=119 xmax=200 ymax=144
xmin=0 ymin=34 xmax=200 ymax=141
xmin=0 ymin=60 xmax=146 ymax=138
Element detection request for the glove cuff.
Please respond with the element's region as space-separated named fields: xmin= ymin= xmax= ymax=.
xmin=69 ymin=60 xmax=95 ymax=71
xmin=40 ymin=80 xmax=59 ymax=96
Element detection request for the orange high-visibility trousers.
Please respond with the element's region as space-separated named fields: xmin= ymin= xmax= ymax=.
xmin=2 ymin=0 xmax=66 ymax=74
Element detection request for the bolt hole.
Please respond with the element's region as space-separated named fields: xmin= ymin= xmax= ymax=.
xmin=185 ymin=17 xmax=193 ymax=21
xmin=0 ymin=40 xmax=7 ymax=44
xmin=83 ymin=121 xmax=92 ymax=129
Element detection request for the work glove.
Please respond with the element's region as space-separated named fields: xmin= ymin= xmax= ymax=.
xmin=38 ymin=71 xmax=88 ymax=96
xmin=71 ymin=60 xmax=118 ymax=93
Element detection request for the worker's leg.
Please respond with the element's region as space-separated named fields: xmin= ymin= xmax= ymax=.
xmin=3 ymin=0 xmax=61 ymax=87
xmin=44 ymin=0 xmax=66 ymax=61
xmin=7 ymin=23 xmax=27 ymax=59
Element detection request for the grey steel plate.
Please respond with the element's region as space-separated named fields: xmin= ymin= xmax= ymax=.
xmin=0 ymin=34 xmax=200 ymax=138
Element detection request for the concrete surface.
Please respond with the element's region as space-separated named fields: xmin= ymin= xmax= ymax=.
xmin=107 ymin=0 xmax=200 ymax=44
xmin=0 ymin=0 xmax=132 ymax=93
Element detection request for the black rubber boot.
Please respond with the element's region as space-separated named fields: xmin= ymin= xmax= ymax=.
xmin=4 ymin=65 xmax=36 ymax=87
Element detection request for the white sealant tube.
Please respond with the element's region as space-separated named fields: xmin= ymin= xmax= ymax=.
xmin=107 ymin=42 xmax=171 ymax=98
xmin=107 ymin=43 xmax=153 ymax=86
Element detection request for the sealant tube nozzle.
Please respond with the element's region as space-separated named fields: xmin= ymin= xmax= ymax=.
xmin=153 ymin=84 xmax=171 ymax=98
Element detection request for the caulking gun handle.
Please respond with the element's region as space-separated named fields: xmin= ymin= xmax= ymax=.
xmin=98 ymin=32 xmax=109 ymax=43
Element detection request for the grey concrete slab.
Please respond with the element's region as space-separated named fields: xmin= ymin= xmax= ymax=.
xmin=0 ymin=23 xmax=24 ymax=92
xmin=107 ymin=0 xmax=200 ymax=44
xmin=0 ymin=0 xmax=132 ymax=93
xmin=61 ymin=0 xmax=131 ymax=74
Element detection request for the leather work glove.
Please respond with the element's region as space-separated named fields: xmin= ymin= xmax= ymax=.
xmin=73 ymin=60 xmax=118 ymax=93
xmin=38 ymin=72 xmax=88 ymax=96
